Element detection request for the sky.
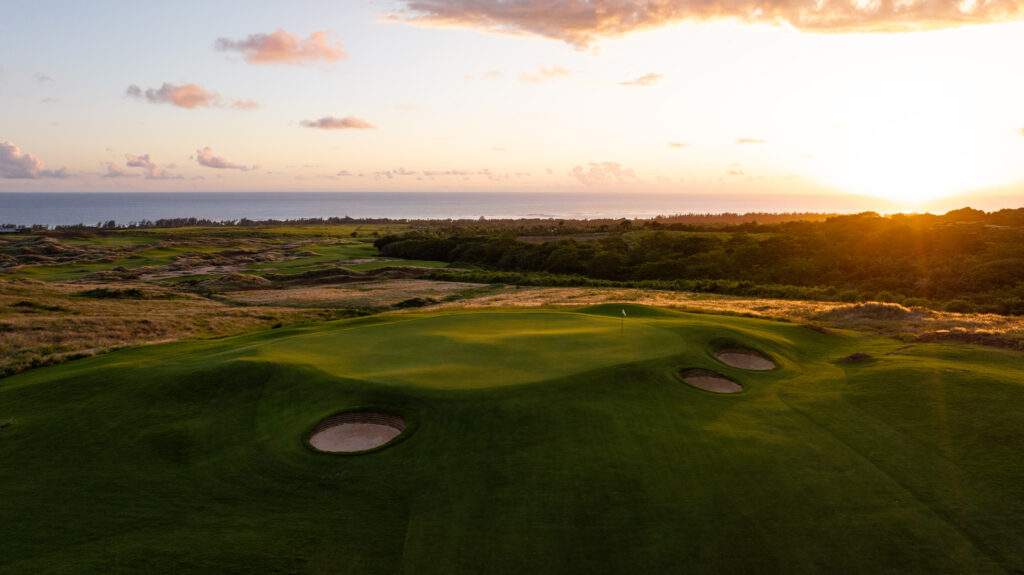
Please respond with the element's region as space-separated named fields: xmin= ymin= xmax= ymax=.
xmin=3 ymin=0 xmax=1024 ymax=209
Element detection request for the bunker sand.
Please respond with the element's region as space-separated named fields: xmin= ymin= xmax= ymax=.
xmin=680 ymin=369 xmax=743 ymax=393
xmin=715 ymin=349 xmax=776 ymax=370
xmin=309 ymin=412 xmax=406 ymax=453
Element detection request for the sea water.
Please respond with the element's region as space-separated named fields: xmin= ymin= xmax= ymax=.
xmin=0 ymin=191 xmax=1014 ymax=226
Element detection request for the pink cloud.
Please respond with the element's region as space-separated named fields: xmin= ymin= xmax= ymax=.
xmin=126 ymin=83 xmax=257 ymax=110
xmin=667 ymin=141 xmax=690 ymax=148
xmin=125 ymin=153 xmax=182 ymax=179
xmin=571 ymin=162 xmax=639 ymax=186
xmin=736 ymin=137 xmax=768 ymax=144
xmin=101 ymin=162 xmax=135 ymax=178
xmin=620 ymin=73 xmax=663 ymax=87
xmin=0 ymin=141 xmax=68 ymax=179
xmin=398 ymin=0 xmax=1024 ymax=47
xmin=126 ymin=83 xmax=217 ymax=109
xmin=215 ymin=29 xmax=347 ymax=65
xmin=300 ymin=116 xmax=376 ymax=130
xmin=518 ymin=64 xmax=571 ymax=84
xmin=195 ymin=147 xmax=258 ymax=171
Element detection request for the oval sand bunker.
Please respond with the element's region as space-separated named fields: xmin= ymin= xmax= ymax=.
xmin=680 ymin=369 xmax=743 ymax=394
xmin=715 ymin=349 xmax=776 ymax=371
xmin=309 ymin=412 xmax=406 ymax=453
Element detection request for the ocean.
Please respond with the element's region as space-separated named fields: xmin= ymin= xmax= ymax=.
xmin=0 ymin=191 xmax=1018 ymax=227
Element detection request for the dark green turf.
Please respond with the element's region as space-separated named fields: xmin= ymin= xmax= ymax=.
xmin=1 ymin=305 xmax=1022 ymax=574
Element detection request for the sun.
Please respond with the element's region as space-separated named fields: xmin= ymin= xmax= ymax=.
xmin=819 ymin=118 xmax=981 ymax=204
xmin=780 ymin=32 xmax=1021 ymax=206
xmin=803 ymin=86 xmax=1022 ymax=206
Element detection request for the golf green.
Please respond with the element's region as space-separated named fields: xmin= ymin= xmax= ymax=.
xmin=1 ymin=304 xmax=1023 ymax=574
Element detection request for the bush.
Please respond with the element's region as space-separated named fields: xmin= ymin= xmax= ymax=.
xmin=394 ymin=297 xmax=438 ymax=309
xmin=874 ymin=291 xmax=902 ymax=304
xmin=77 ymin=288 xmax=145 ymax=299
xmin=944 ymin=300 xmax=975 ymax=314
xmin=902 ymin=297 xmax=932 ymax=309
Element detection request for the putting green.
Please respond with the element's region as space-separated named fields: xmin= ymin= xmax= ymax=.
xmin=259 ymin=311 xmax=685 ymax=388
xmin=2 ymin=305 xmax=1024 ymax=574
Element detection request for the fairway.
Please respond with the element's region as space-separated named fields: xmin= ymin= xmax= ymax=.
xmin=2 ymin=305 xmax=1024 ymax=574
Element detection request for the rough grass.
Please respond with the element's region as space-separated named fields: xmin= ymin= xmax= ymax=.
xmin=1 ymin=306 xmax=1022 ymax=573
xmin=221 ymin=279 xmax=490 ymax=309
xmin=0 ymin=279 xmax=356 ymax=378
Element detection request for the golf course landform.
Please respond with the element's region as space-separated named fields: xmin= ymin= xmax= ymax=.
xmin=2 ymin=303 xmax=1024 ymax=574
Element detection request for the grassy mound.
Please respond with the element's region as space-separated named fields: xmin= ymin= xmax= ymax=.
xmin=1 ymin=306 xmax=1023 ymax=573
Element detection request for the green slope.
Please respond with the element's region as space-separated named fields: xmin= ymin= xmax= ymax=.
xmin=1 ymin=306 xmax=1022 ymax=574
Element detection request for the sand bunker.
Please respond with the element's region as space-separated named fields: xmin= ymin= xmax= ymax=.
xmin=309 ymin=412 xmax=406 ymax=453
xmin=714 ymin=349 xmax=776 ymax=370
xmin=680 ymin=369 xmax=743 ymax=394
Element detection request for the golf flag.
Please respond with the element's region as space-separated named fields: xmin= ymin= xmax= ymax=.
xmin=622 ymin=309 xmax=627 ymax=317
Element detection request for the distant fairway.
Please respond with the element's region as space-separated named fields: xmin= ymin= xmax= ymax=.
xmin=2 ymin=305 xmax=1024 ymax=574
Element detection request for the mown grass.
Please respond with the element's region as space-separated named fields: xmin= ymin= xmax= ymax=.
xmin=1 ymin=305 xmax=1022 ymax=573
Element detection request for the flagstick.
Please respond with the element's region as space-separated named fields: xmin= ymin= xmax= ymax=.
xmin=621 ymin=314 xmax=624 ymax=337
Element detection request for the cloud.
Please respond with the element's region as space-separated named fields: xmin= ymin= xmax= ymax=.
xmin=375 ymin=167 xmax=419 ymax=179
xmin=667 ymin=141 xmax=690 ymax=148
xmin=34 ymin=73 xmax=52 ymax=84
xmin=215 ymin=29 xmax=347 ymax=65
xmin=125 ymin=153 xmax=182 ymax=179
xmin=395 ymin=104 xmax=418 ymax=112
xmin=126 ymin=83 xmax=257 ymax=110
xmin=491 ymin=146 xmax=508 ymax=152
xmin=571 ymin=162 xmax=639 ymax=186
xmin=195 ymin=147 xmax=258 ymax=171
xmin=300 ymin=116 xmax=376 ymax=130
xmin=483 ymin=69 xmax=502 ymax=79
xmin=728 ymin=167 xmax=745 ymax=175
xmin=397 ymin=0 xmax=1024 ymax=47
xmin=518 ymin=64 xmax=571 ymax=84
xmin=41 ymin=97 xmax=59 ymax=104
xmin=736 ymin=137 xmax=768 ymax=144
xmin=620 ymin=73 xmax=662 ymax=86
xmin=0 ymin=141 xmax=68 ymax=179
xmin=422 ymin=169 xmax=486 ymax=176
xmin=363 ymin=167 xmax=518 ymax=181
xmin=101 ymin=162 xmax=135 ymax=178
xmin=126 ymin=83 xmax=217 ymax=109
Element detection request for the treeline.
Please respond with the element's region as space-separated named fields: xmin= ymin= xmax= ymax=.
xmin=375 ymin=208 xmax=1024 ymax=315
xmin=35 ymin=211 xmax=839 ymax=234
xmin=50 ymin=216 xmax=398 ymax=231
